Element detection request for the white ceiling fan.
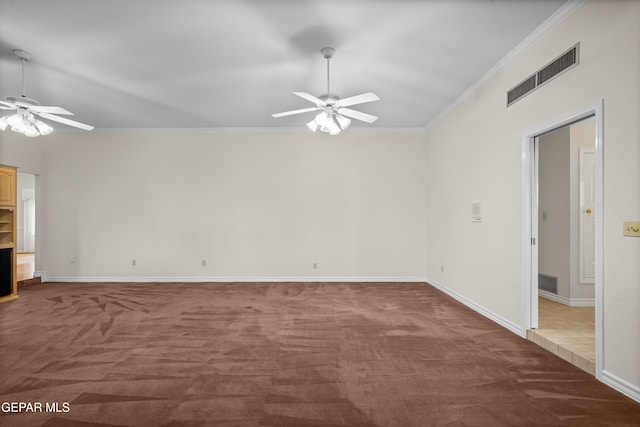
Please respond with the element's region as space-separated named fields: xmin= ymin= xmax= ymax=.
xmin=0 ymin=49 xmax=94 ymax=137
xmin=272 ymin=47 xmax=380 ymax=135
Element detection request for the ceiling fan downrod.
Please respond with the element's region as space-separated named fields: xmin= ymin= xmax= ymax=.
xmin=321 ymin=47 xmax=335 ymax=96
xmin=13 ymin=49 xmax=32 ymax=99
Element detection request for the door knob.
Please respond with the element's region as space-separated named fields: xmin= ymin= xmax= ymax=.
xmin=585 ymin=208 xmax=592 ymax=214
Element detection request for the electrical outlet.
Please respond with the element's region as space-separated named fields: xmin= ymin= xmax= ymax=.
xmin=202 ymin=259 xmax=207 ymax=267
xmin=132 ymin=259 xmax=136 ymax=266
xmin=313 ymin=262 xmax=318 ymax=269
xmin=441 ymin=265 xmax=444 ymax=272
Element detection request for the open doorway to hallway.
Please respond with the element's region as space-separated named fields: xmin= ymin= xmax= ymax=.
xmin=527 ymin=116 xmax=596 ymax=375
xmin=16 ymin=172 xmax=36 ymax=283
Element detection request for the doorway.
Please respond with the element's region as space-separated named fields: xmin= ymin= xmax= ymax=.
xmin=535 ymin=117 xmax=596 ymax=375
xmin=16 ymin=172 xmax=36 ymax=282
xmin=521 ymin=101 xmax=604 ymax=380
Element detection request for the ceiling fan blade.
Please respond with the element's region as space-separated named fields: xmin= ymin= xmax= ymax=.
xmin=37 ymin=112 xmax=94 ymax=131
xmin=30 ymin=105 xmax=74 ymax=115
xmin=0 ymin=100 xmax=17 ymax=109
xmin=338 ymin=108 xmax=378 ymax=124
xmin=334 ymin=92 xmax=380 ymax=108
xmin=293 ymin=92 xmax=326 ymax=106
xmin=272 ymin=107 xmax=319 ymax=118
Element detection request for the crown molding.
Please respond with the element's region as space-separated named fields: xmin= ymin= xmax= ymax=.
xmin=76 ymin=126 xmax=427 ymax=135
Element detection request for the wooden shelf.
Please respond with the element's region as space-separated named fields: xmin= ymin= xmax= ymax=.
xmin=0 ymin=165 xmax=17 ymax=303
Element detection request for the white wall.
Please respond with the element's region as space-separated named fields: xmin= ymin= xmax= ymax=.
xmin=538 ymin=126 xmax=571 ymax=299
xmin=17 ymin=172 xmax=36 ymax=253
xmin=425 ymin=0 xmax=640 ymax=394
xmin=2 ymin=130 xmax=428 ymax=281
xmin=569 ymin=117 xmax=595 ymax=300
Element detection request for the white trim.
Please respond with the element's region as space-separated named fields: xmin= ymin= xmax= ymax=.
xmin=43 ymin=276 xmax=427 ymax=283
xmin=569 ymin=298 xmax=595 ymax=307
xmin=538 ymin=290 xmax=569 ymax=305
xmin=602 ymin=370 xmax=640 ymax=403
xmin=425 ymin=0 xmax=586 ymax=131
xmin=521 ymin=99 xmax=604 ymax=380
xmin=521 ymin=129 xmax=540 ymax=331
xmin=428 ymin=279 xmax=523 ymax=337
xmin=538 ymin=289 xmax=594 ymax=307
xmin=594 ymin=100 xmax=605 ymax=380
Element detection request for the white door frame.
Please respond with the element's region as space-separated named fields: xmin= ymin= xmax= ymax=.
xmin=520 ymin=99 xmax=604 ymax=379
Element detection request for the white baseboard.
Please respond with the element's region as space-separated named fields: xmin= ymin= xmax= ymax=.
xmin=427 ymin=278 xmax=523 ymax=337
xmin=538 ymin=289 xmax=595 ymax=306
xmin=568 ymin=297 xmax=595 ymax=307
xmin=602 ymin=370 xmax=640 ymax=403
xmin=43 ymin=276 xmax=428 ymax=283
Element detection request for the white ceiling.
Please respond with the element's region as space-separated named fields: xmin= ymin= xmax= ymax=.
xmin=0 ymin=0 xmax=568 ymax=131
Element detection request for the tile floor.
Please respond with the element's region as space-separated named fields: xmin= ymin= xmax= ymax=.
xmin=527 ymin=296 xmax=595 ymax=375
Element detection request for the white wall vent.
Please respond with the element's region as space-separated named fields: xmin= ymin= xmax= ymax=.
xmin=507 ymin=75 xmax=536 ymax=106
xmin=538 ymin=273 xmax=558 ymax=294
xmin=507 ymin=43 xmax=580 ymax=107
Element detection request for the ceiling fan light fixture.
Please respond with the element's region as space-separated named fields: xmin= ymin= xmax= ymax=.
xmin=328 ymin=125 xmax=341 ymax=136
xmin=7 ymin=112 xmax=27 ymax=133
xmin=305 ymin=109 xmax=351 ymax=135
xmin=6 ymin=112 xmax=21 ymax=126
xmin=315 ymin=110 xmax=331 ymax=128
xmin=1 ymin=109 xmax=48 ymax=136
xmin=306 ymin=119 xmax=319 ymax=132
xmin=336 ymin=114 xmax=351 ymax=131
xmin=35 ymin=120 xmax=53 ymax=135
xmin=24 ymin=126 xmax=40 ymax=138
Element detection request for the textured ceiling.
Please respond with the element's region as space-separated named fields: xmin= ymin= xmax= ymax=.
xmin=0 ymin=0 xmax=568 ymax=131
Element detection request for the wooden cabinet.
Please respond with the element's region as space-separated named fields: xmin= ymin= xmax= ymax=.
xmin=0 ymin=165 xmax=18 ymax=303
xmin=0 ymin=167 xmax=16 ymax=206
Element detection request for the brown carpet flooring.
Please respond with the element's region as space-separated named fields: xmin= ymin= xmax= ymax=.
xmin=0 ymin=282 xmax=639 ymax=426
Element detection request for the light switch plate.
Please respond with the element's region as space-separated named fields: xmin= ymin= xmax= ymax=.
xmin=623 ymin=221 xmax=640 ymax=237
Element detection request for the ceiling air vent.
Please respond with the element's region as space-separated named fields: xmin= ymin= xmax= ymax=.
xmin=507 ymin=42 xmax=580 ymax=107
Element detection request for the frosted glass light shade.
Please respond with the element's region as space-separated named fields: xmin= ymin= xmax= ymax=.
xmin=0 ymin=111 xmax=54 ymax=137
xmin=305 ymin=109 xmax=350 ymax=136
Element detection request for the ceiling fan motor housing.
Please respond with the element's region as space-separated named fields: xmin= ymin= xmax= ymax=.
xmin=321 ymin=47 xmax=335 ymax=59
xmin=5 ymin=96 xmax=41 ymax=107
xmin=319 ymin=93 xmax=340 ymax=105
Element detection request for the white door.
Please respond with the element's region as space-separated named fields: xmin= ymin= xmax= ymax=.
xmin=579 ymin=148 xmax=596 ymax=283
